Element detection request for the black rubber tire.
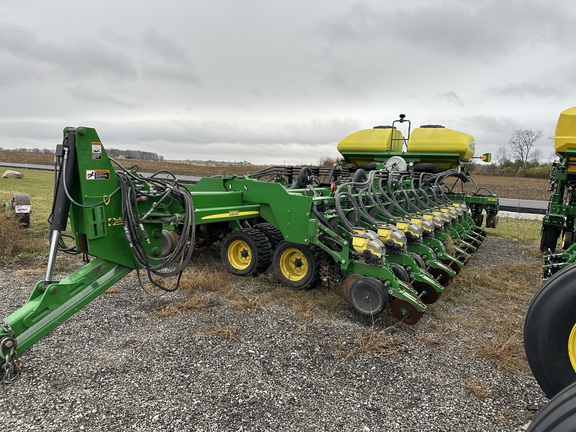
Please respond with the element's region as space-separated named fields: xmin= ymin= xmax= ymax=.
xmin=349 ymin=277 xmax=388 ymax=316
xmin=296 ymin=167 xmax=313 ymax=188
xmin=220 ymin=228 xmax=272 ymax=276
xmin=254 ymin=222 xmax=284 ymax=250
xmin=273 ymin=241 xmax=322 ymax=290
xmin=527 ymin=380 xmax=576 ymax=432
xmin=524 ymin=264 xmax=576 ymax=398
xmin=413 ymin=163 xmax=439 ymax=173
xmin=540 ymin=225 xmax=561 ymax=253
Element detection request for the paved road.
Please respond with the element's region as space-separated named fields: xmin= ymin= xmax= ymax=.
xmin=1 ymin=161 xmax=548 ymax=213
xmin=499 ymin=198 xmax=547 ymax=214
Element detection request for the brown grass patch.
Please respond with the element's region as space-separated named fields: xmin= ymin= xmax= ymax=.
xmin=463 ymin=379 xmax=493 ymax=399
xmin=474 ymin=336 xmax=527 ymax=373
xmin=195 ymin=324 xmax=240 ymax=342
xmin=344 ymin=330 xmax=406 ymax=360
xmin=153 ymin=293 xmax=217 ymax=317
xmin=0 ymin=216 xmax=23 ymax=258
xmin=261 ymin=285 xmax=347 ymax=318
xmin=178 ymin=266 xmax=236 ymax=294
xmin=438 ymin=256 xmax=540 ymax=373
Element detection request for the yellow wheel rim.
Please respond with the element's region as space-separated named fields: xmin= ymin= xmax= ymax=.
xmin=227 ymin=239 xmax=252 ymax=270
xmin=279 ymin=247 xmax=309 ymax=281
xmin=569 ymin=324 xmax=576 ymax=372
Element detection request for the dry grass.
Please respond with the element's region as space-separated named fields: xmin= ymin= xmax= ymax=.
xmin=474 ymin=336 xmax=525 ymax=373
xmin=153 ymin=293 xmax=217 ymax=318
xmin=0 ymin=215 xmax=23 ymax=258
xmin=440 ymin=256 xmax=541 ymax=373
xmin=463 ymin=379 xmax=493 ymax=399
xmin=195 ymin=324 xmax=240 ymax=342
xmin=344 ymin=329 xmax=406 ymax=360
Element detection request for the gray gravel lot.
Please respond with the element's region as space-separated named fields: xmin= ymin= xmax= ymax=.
xmin=0 ymin=237 xmax=548 ymax=431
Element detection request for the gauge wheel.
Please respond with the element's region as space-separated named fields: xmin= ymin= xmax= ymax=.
xmin=408 ymin=253 xmax=427 ymax=270
xmin=348 ymin=277 xmax=388 ymax=316
xmin=390 ymin=299 xmax=423 ymax=325
xmin=540 ymin=225 xmax=561 ymax=253
xmin=524 ymin=264 xmax=576 ymax=398
xmin=273 ymin=241 xmax=322 ymax=290
xmin=390 ymin=263 xmax=410 ymax=283
xmin=254 ymin=222 xmax=284 ymax=250
xmin=221 ymin=228 xmax=272 ymax=276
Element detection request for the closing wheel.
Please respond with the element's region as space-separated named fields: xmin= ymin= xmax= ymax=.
xmin=221 ymin=228 xmax=272 ymax=276
xmin=412 ymin=281 xmax=442 ymax=304
xmin=348 ymin=277 xmax=388 ymax=316
xmin=390 ymin=299 xmax=423 ymax=325
xmin=526 ymin=380 xmax=576 ymax=432
xmin=524 ymin=264 xmax=576 ymax=398
xmin=429 ymin=267 xmax=454 ymax=287
xmin=540 ymin=225 xmax=561 ymax=253
xmin=273 ymin=241 xmax=321 ymax=290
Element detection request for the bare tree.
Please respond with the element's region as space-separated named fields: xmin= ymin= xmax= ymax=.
xmin=496 ymin=146 xmax=509 ymax=166
xmin=508 ymin=129 xmax=543 ymax=175
xmin=530 ymin=147 xmax=542 ymax=163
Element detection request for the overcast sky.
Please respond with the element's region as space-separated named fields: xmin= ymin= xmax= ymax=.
xmin=0 ymin=0 xmax=574 ymax=165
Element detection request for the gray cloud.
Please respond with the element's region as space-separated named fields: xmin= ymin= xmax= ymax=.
xmin=0 ymin=1 xmax=573 ymax=165
xmin=487 ymin=82 xmax=564 ymax=98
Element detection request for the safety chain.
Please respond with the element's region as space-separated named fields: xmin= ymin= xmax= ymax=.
xmin=0 ymin=319 xmax=20 ymax=383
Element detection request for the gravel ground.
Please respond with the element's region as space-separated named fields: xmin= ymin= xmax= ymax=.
xmin=0 ymin=237 xmax=548 ymax=431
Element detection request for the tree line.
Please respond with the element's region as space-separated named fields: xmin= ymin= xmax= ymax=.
xmin=470 ymin=129 xmax=552 ymax=178
xmin=0 ymin=147 xmax=164 ymax=161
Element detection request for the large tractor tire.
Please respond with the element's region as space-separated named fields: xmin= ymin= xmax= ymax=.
xmin=540 ymin=225 xmax=561 ymax=253
xmin=524 ymin=264 xmax=576 ymax=398
xmin=272 ymin=241 xmax=322 ymax=290
xmin=254 ymin=222 xmax=284 ymax=250
xmin=221 ymin=228 xmax=272 ymax=276
xmin=527 ymin=380 xmax=576 ymax=432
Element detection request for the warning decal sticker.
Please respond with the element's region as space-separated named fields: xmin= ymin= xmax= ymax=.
xmin=92 ymin=142 xmax=102 ymax=159
xmin=86 ymin=169 xmax=110 ymax=180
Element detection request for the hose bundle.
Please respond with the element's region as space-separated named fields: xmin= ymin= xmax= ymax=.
xmin=115 ymin=165 xmax=196 ymax=292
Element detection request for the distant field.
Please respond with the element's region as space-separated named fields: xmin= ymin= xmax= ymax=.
xmin=0 ymin=150 xmax=550 ymax=201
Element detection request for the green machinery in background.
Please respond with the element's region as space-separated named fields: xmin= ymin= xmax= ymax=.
xmin=523 ymin=106 xmax=576 ymax=431
xmin=1 ymin=117 xmax=492 ymax=382
xmin=525 ymin=106 xmax=576 ymax=396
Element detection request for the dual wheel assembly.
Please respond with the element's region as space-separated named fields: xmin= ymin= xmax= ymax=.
xmin=524 ymin=263 xmax=576 ymax=430
xmin=220 ymin=226 xmax=322 ymax=290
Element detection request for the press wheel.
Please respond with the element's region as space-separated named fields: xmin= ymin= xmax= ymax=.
xmin=412 ymin=281 xmax=442 ymax=304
